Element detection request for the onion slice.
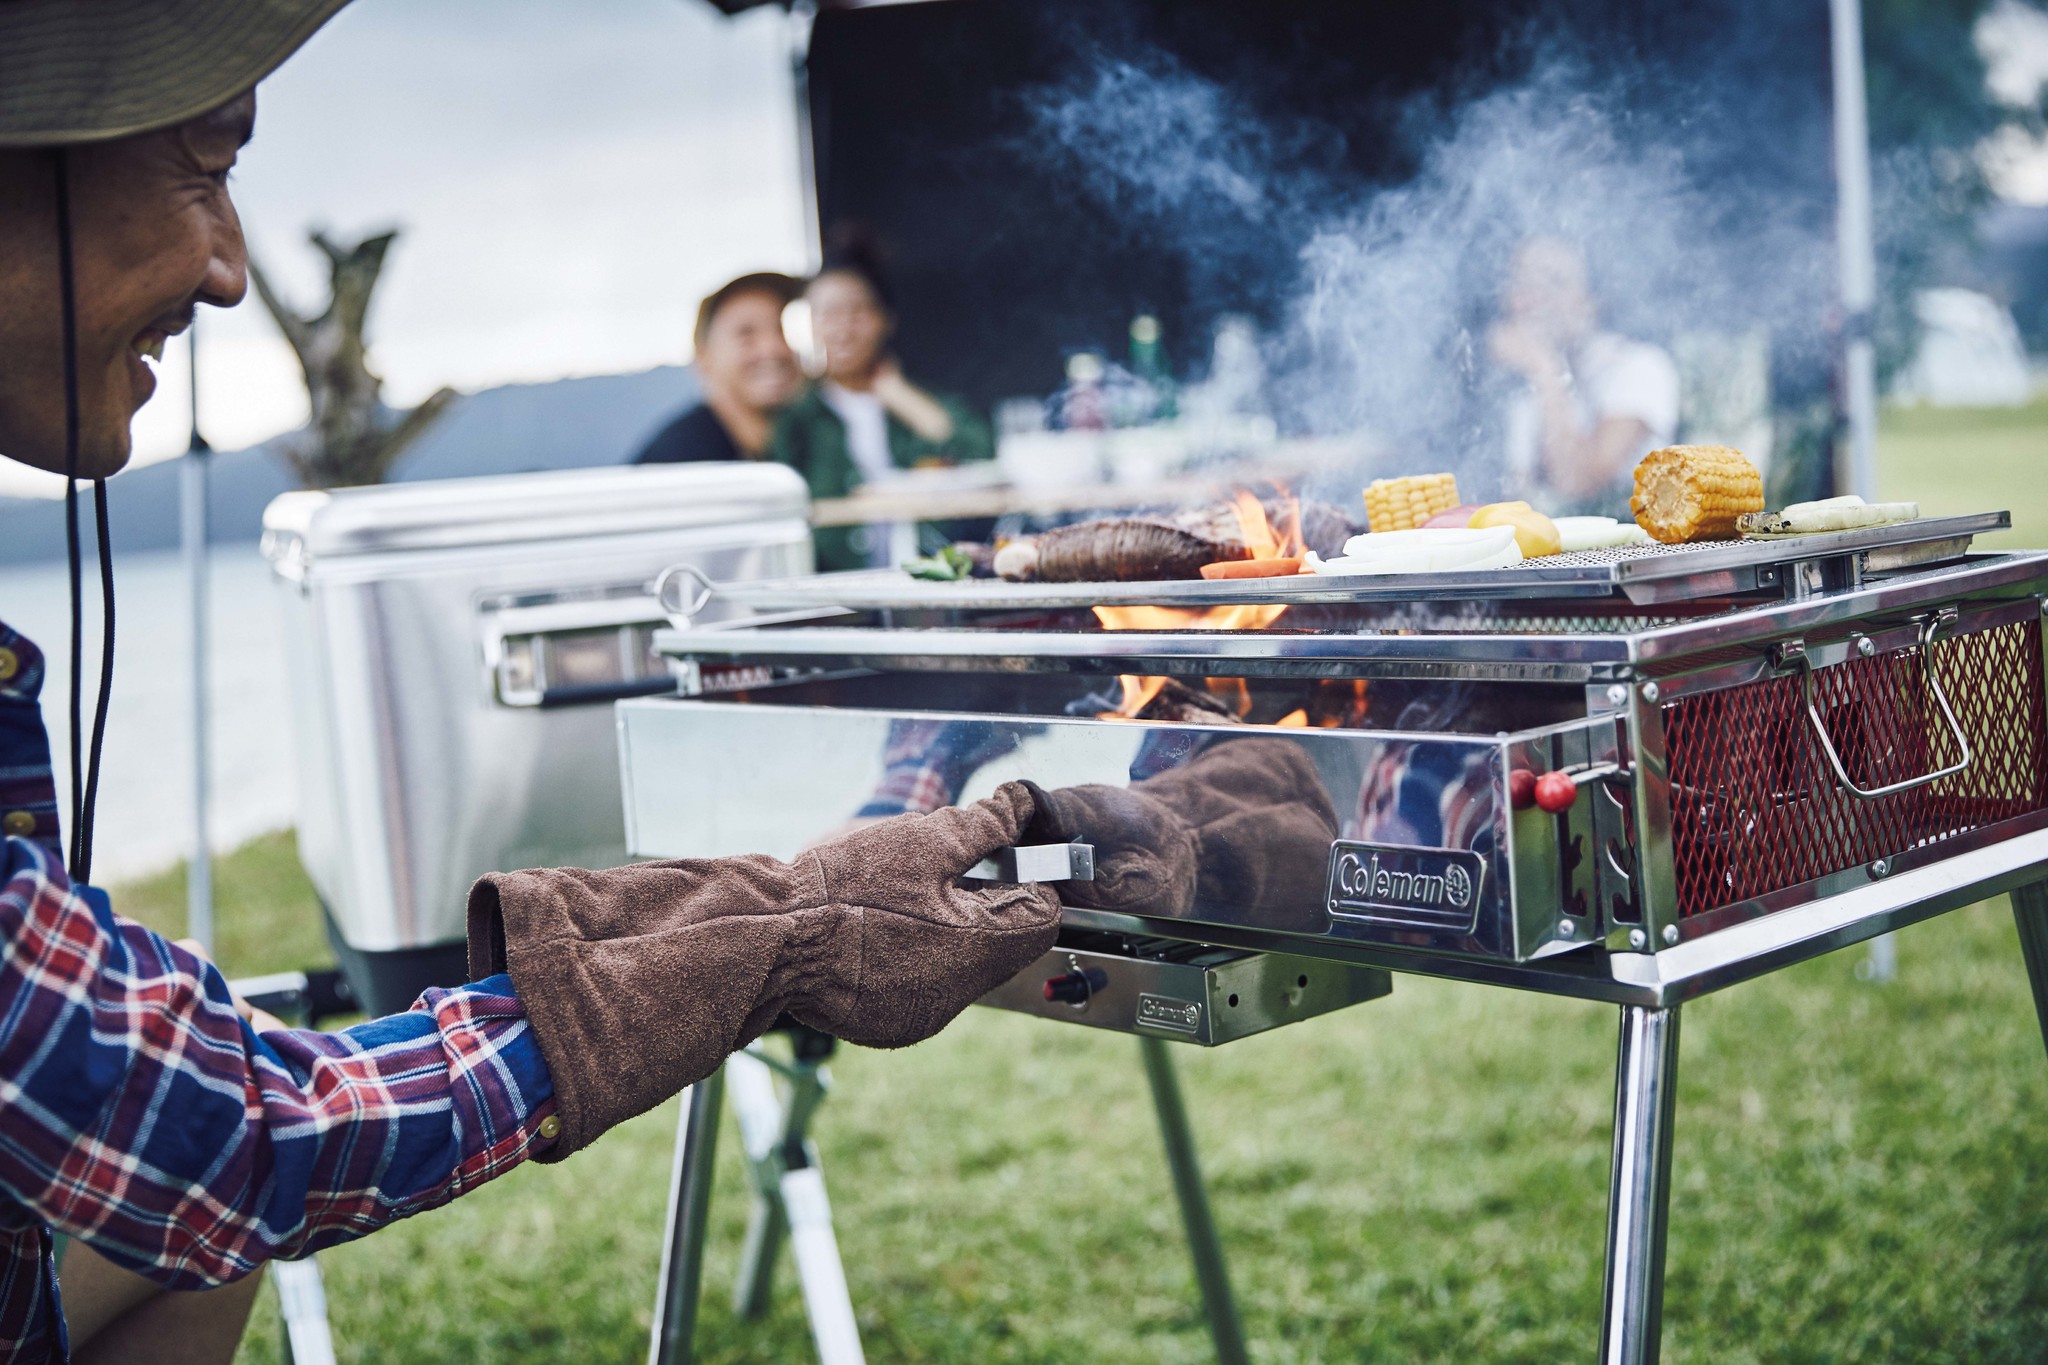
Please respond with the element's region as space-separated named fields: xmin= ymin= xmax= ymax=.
xmin=1306 ymin=524 xmax=1524 ymax=575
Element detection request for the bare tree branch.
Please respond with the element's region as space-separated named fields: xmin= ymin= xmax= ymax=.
xmin=246 ymin=227 xmax=452 ymax=489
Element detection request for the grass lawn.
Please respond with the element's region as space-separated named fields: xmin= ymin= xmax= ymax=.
xmin=110 ymin=404 xmax=2048 ymax=1363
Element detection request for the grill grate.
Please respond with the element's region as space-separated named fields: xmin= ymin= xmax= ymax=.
xmin=1509 ymin=541 xmax=1714 ymax=570
xmin=1662 ymin=618 xmax=2048 ymax=916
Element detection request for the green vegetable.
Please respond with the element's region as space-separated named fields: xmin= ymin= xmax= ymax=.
xmin=903 ymin=545 xmax=974 ymax=581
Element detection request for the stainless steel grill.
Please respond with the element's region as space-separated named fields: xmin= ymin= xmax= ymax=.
xmin=621 ymin=512 xmax=2048 ymax=1365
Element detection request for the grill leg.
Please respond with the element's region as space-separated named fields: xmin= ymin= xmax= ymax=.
xmin=729 ymin=1051 xmax=792 ymax=1319
xmin=727 ymin=1034 xmax=864 ymax=1365
xmin=1139 ymin=1036 xmax=1250 ymax=1365
xmin=274 ymin=1258 xmax=336 ymax=1365
xmin=2012 ymin=880 xmax=2048 ymax=1062
xmin=1600 ymin=1004 xmax=1682 ymax=1365
xmin=649 ymin=1069 xmax=726 ymax=1365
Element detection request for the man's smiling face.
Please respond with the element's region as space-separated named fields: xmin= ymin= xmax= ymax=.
xmin=0 ymin=93 xmax=254 ymax=478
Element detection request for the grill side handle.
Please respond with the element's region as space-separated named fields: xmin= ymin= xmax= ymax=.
xmin=965 ymin=843 xmax=1097 ymax=883
xmin=1778 ymin=608 xmax=1975 ymax=801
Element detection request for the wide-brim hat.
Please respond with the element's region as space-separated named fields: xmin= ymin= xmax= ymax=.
xmin=0 ymin=0 xmax=354 ymax=147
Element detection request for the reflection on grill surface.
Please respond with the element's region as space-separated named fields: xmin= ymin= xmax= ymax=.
xmin=640 ymin=522 xmax=2048 ymax=971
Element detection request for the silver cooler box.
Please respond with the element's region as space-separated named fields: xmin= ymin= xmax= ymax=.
xmin=261 ymin=464 xmax=812 ymax=1012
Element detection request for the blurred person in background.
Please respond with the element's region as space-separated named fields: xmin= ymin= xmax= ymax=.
xmin=1489 ymin=236 xmax=1679 ymax=513
xmin=633 ymin=271 xmax=803 ymax=464
xmin=774 ymin=230 xmax=993 ymax=570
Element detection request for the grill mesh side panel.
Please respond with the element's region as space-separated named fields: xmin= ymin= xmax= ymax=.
xmin=1663 ymin=619 xmax=2048 ymax=916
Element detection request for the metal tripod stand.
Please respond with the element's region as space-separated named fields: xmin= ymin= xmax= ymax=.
xmin=646 ymin=1026 xmax=1248 ymax=1365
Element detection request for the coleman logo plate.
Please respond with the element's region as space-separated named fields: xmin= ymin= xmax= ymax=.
xmin=1136 ymin=993 xmax=1203 ymax=1036
xmin=1326 ymin=841 xmax=1484 ymax=933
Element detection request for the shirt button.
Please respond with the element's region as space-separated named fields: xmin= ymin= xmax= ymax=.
xmin=2 ymin=811 xmax=35 ymax=837
xmin=537 ymin=1115 xmax=562 ymax=1143
xmin=0 ymin=647 xmax=17 ymax=682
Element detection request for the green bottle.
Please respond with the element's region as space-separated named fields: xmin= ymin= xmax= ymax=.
xmin=1129 ymin=314 xmax=1177 ymax=421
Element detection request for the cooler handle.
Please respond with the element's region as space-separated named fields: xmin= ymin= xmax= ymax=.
xmin=654 ymin=563 xmax=717 ymax=621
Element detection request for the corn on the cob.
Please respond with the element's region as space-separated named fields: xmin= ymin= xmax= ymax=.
xmin=1364 ymin=473 xmax=1460 ymax=532
xmin=1736 ymin=497 xmax=1919 ymax=537
xmin=1630 ymin=445 xmax=1763 ymax=543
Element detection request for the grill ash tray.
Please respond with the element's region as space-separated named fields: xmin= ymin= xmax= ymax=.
xmin=980 ymin=933 xmax=1392 ymax=1044
xmin=713 ymin=512 xmax=2007 ymax=612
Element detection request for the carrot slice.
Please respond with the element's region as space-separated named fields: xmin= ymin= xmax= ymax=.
xmin=1200 ymin=557 xmax=1304 ymax=579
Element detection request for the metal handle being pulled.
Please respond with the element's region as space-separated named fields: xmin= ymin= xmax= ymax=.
xmin=1794 ymin=611 xmax=1973 ymax=800
xmin=653 ymin=563 xmax=717 ymax=620
xmin=964 ymin=843 xmax=1096 ymax=883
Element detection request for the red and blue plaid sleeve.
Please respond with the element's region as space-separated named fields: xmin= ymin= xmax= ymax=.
xmin=856 ymin=719 xmax=1031 ymax=817
xmin=0 ymin=835 xmax=558 ymax=1309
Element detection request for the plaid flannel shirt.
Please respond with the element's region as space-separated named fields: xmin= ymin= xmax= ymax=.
xmin=0 ymin=618 xmax=558 ymax=1361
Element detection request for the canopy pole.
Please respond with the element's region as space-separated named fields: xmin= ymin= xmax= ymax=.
xmin=1829 ymin=0 xmax=1880 ymax=501
xmin=1830 ymin=0 xmax=1898 ymax=983
xmin=182 ymin=323 xmax=214 ymax=953
xmin=789 ymin=0 xmax=823 ymax=272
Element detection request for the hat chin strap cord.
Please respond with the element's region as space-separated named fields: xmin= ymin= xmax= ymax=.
xmin=51 ymin=149 xmax=116 ymax=888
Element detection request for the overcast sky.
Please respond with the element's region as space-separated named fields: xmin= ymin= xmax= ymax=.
xmin=0 ymin=0 xmax=805 ymax=498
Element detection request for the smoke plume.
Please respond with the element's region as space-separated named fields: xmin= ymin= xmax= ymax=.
xmin=1018 ymin=37 xmax=1840 ymax=488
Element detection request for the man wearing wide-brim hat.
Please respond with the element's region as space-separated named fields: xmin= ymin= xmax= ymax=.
xmin=0 ymin=3 xmax=1061 ymax=1358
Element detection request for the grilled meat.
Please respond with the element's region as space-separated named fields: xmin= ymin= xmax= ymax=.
xmin=1023 ymin=518 xmax=1248 ymax=582
xmin=994 ymin=499 xmax=1362 ymax=583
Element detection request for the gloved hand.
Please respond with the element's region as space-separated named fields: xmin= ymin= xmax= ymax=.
xmin=466 ymin=782 xmax=1058 ymax=1157
xmin=1026 ymin=739 xmax=1339 ymax=922
xmin=1021 ymin=779 xmax=1198 ymax=917
xmin=1131 ymin=739 xmax=1341 ymax=916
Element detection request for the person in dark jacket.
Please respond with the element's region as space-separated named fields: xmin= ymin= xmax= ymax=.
xmin=773 ymin=236 xmax=993 ymax=570
xmin=633 ymin=271 xmax=803 ymax=464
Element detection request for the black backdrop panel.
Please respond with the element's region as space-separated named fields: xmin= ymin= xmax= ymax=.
xmin=806 ymin=0 xmax=1832 ymax=412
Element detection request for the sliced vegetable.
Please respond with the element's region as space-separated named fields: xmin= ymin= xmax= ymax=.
xmin=1306 ymin=525 xmax=1524 ymax=575
xmin=1469 ymin=501 xmax=1563 ymax=557
xmin=903 ymin=545 xmax=975 ymax=581
xmin=1200 ymin=557 xmax=1305 ymax=579
xmin=1737 ymin=497 xmax=1920 ymax=537
xmin=1553 ymin=516 xmax=1654 ymax=552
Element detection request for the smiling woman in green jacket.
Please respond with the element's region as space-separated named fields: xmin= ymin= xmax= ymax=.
xmin=774 ymin=233 xmax=993 ymax=571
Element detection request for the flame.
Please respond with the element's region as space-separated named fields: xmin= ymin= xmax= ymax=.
xmin=1099 ymin=676 xmax=1369 ymax=725
xmin=1106 ymin=674 xmax=1169 ymax=719
xmin=1087 ymin=490 xmax=1312 ymax=720
xmin=1094 ymin=602 xmax=1289 ymax=632
xmin=1090 ymin=596 xmax=1279 ymax=721
xmin=1312 ymin=679 xmax=1370 ymax=728
xmin=1229 ymin=487 xmax=1305 ymax=560
xmin=1231 ymin=490 xmax=1280 ymax=559
xmin=1205 ymin=677 xmax=1253 ymax=719
xmin=1274 ymin=681 xmax=1370 ymax=730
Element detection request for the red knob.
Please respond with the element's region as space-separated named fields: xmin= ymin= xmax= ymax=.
xmin=1042 ymin=968 xmax=1107 ymax=1004
xmin=1508 ymin=768 xmax=1538 ymax=810
xmin=1534 ymin=770 xmax=1579 ymax=814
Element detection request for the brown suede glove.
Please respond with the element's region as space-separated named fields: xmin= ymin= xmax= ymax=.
xmin=1132 ymin=739 xmax=1341 ymax=915
xmin=1027 ymin=739 xmax=1339 ymax=921
xmin=467 ymin=782 xmax=1058 ymax=1158
xmin=1022 ymin=780 xmax=1198 ymax=917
